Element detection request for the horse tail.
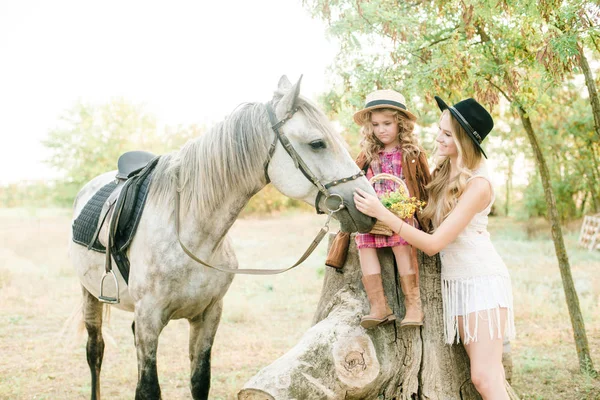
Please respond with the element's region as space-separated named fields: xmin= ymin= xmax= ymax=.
xmin=58 ymin=297 xmax=114 ymax=346
xmin=58 ymin=299 xmax=85 ymax=344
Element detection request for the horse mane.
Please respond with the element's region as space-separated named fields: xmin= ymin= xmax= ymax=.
xmin=149 ymin=96 xmax=343 ymax=218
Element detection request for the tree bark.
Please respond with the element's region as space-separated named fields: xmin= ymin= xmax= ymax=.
xmin=505 ymin=158 xmax=513 ymax=217
xmin=578 ymin=44 xmax=600 ymax=141
xmin=579 ymin=190 xmax=588 ymax=217
xmin=518 ymin=106 xmax=595 ymax=373
xmin=239 ymin=235 xmax=519 ymax=399
xmin=589 ymin=148 xmax=600 ymax=213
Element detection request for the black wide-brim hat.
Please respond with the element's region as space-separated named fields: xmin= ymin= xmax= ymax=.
xmin=434 ymin=96 xmax=494 ymax=159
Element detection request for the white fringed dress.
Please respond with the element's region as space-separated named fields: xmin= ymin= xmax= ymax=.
xmin=439 ymin=164 xmax=516 ymax=345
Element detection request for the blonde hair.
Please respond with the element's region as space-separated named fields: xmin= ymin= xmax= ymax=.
xmin=421 ymin=110 xmax=483 ymax=229
xmin=359 ymin=108 xmax=421 ymax=162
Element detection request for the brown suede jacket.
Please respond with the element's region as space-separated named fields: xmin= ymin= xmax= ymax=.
xmin=326 ymin=148 xmax=432 ymax=270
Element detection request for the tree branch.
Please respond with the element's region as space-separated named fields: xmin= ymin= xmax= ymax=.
xmin=475 ymin=20 xmax=520 ymax=99
xmin=584 ymin=11 xmax=600 ymax=54
xmin=354 ymin=0 xmax=394 ymax=41
xmin=485 ymin=77 xmax=514 ymax=103
xmin=417 ymin=34 xmax=455 ymax=50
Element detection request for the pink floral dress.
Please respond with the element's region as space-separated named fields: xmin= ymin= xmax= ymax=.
xmin=355 ymin=147 xmax=410 ymax=249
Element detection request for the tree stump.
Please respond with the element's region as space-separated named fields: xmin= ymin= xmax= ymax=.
xmin=239 ymin=233 xmax=519 ymax=400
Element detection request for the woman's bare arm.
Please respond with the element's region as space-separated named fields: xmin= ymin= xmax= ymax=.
xmin=354 ymin=177 xmax=491 ymax=256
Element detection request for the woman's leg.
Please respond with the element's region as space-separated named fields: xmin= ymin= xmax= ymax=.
xmin=358 ymin=247 xmax=395 ymax=328
xmin=392 ymin=245 xmax=423 ymax=326
xmin=458 ymin=308 xmax=509 ymax=400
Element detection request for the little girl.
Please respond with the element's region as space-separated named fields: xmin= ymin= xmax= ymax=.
xmin=351 ymin=89 xmax=431 ymax=329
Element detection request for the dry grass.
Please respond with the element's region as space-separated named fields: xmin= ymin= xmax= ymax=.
xmin=488 ymin=218 xmax=600 ymax=400
xmin=0 ymin=209 xmax=598 ymax=399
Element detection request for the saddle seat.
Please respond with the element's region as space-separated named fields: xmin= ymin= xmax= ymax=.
xmin=116 ymin=150 xmax=156 ymax=180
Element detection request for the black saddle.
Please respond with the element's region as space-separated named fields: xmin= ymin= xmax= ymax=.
xmin=72 ymin=151 xmax=160 ymax=286
xmin=117 ymin=151 xmax=156 ymax=180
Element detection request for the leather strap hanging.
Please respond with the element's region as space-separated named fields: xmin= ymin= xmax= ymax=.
xmin=175 ymin=190 xmax=337 ymax=275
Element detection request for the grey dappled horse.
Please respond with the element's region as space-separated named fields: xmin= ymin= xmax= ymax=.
xmin=69 ymin=76 xmax=376 ymax=400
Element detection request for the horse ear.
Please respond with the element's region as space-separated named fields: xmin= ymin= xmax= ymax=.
xmin=276 ymin=75 xmax=303 ymax=117
xmin=278 ymin=75 xmax=292 ymax=91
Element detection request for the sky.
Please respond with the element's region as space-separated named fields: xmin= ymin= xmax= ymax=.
xmin=0 ymin=0 xmax=337 ymax=184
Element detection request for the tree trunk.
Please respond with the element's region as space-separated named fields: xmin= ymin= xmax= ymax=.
xmin=589 ymin=149 xmax=600 ymax=213
xmin=580 ymin=190 xmax=588 ymax=217
xmin=518 ymin=106 xmax=595 ymax=374
xmin=239 ymin=235 xmax=519 ymax=399
xmin=505 ymin=159 xmax=513 ymax=217
xmin=578 ymin=44 xmax=600 ymax=141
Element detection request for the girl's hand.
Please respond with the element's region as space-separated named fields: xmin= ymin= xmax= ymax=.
xmin=354 ymin=188 xmax=388 ymax=219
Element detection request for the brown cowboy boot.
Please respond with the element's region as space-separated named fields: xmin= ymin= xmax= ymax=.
xmin=399 ymin=274 xmax=424 ymax=327
xmin=360 ymin=273 xmax=396 ymax=329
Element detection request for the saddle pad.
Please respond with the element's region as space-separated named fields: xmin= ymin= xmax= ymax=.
xmin=72 ymin=181 xmax=118 ymax=252
xmin=72 ymin=169 xmax=155 ymax=254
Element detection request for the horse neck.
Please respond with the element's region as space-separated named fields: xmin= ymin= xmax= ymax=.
xmin=155 ymin=103 xmax=272 ymax=246
xmin=173 ymin=176 xmax=264 ymax=257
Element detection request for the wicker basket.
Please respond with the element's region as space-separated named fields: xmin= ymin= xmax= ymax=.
xmin=368 ymin=173 xmax=410 ymax=237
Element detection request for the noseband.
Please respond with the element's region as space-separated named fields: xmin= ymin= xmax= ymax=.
xmin=263 ymin=103 xmax=364 ymax=214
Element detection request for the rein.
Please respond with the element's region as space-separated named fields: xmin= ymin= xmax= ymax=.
xmin=174 ymin=101 xmax=362 ymax=275
xmin=175 ymin=191 xmax=339 ymax=275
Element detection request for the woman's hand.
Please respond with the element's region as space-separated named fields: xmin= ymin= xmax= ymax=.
xmin=354 ymin=188 xmax=388 ymax=220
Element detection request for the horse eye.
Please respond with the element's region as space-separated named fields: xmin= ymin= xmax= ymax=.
xmin=309 ymin=140 xmax=327 ymax=150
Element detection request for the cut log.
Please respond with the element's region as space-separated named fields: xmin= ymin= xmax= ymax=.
xmin=239 ymin=233 xmax=519 ymax=400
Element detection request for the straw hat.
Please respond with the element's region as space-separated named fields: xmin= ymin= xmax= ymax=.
xmin=353 ymin=89 xmax=417 ymax=125
xmin=434 ymin=96 xmax=494 ymax=159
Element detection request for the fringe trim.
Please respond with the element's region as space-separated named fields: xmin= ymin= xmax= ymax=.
xmin=442 ymin=275 xmax=516 ymax=345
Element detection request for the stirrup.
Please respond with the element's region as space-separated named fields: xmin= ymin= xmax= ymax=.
xmin=98 ymin=270 xmax=120 ymax=304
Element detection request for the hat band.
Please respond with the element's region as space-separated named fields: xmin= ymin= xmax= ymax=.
xmin=450 ymin=106 xmax=482 ymax=142
xmin=365 ymin=99 xmax=407 ymax=111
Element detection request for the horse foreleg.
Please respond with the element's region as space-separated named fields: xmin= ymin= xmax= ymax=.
xmin=188 ymin=299 xmax=224 ymax=400
xmin=82 ymin=286 xmax=104 ymax=400
xmin=134 ymin=305 xmax=167 ymax=400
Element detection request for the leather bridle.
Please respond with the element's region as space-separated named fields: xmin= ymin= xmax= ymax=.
xmin=174 ymin=100 xmax=364 ymax=275
xmin=263 ymin=102 xmax=365 ymax=214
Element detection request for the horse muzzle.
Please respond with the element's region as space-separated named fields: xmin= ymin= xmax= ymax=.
xmin=317 ymin=192 xmax=376 ymax=233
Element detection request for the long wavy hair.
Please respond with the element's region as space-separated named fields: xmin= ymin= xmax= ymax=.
xmin=421 ymin=110 xmax=483 ymax=229
xmin=359 ymin=108 xmax=421 ymax=162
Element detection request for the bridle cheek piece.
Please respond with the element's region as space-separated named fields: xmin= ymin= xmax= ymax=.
xmin=263 ymin=102 xmax=365 ymax=215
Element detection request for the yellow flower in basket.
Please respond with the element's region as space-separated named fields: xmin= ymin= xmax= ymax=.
xmin=368 ymin=173 xmax=426 ymax=237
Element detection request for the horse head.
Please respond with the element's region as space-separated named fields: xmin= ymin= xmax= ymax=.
xmin=265 ymin=75 xmax=376 ymax=233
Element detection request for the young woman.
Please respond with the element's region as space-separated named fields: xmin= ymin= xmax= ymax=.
xmin=349 ymin=89 xmax=431 ymax=329
xmin=354 ymin=96 xmax=515 ymax=399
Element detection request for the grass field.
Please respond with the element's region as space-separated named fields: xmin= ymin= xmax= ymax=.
xmin=0 ymin=208 xmax=598 ymax=399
